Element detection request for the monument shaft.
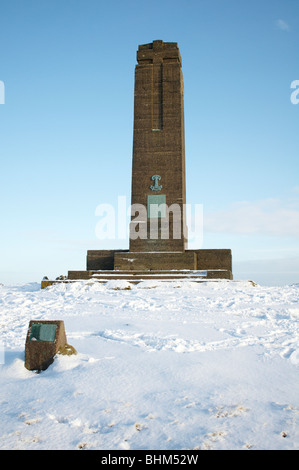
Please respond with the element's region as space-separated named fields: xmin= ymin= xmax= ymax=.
xmin=130 ymin=40 xmax=187 ymax=252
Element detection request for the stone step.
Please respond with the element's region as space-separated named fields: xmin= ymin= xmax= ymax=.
xmin=41 ymin=269 xmax=232 ymax=288
xmin=67 ymin=269 xmax=232 ymax=280
xmin=92 ymin=270 xmax=207 ymax=276
xmin=68 ymin=269 xmax=207 ymax=280
xmin=90 ymin=275 xmax=206 ymax=280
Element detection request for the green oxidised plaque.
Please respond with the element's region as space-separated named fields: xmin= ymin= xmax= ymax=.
xmin=147 ymin=195 xmax=166 ymax=218
xmin=29 ymin=324 xmax=57 ymax=342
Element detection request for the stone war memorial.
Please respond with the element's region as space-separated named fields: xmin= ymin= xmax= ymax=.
xmin=42 ymin=40 xmax=232 ymax=288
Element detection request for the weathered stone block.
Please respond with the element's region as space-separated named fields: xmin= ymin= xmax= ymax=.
xmin=86 ymin=250 xmax=128 ymax=271
xmin=68 ymin=270 xmax=93 ymax=280
xmin=192 ymin=249 xmax=232 ymax=272
xmin=206 ymin=270 xmax=233 ymax=280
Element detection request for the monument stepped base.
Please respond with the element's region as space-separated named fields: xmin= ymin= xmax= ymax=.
xmin=41 ymin=249 xmax=233 ymax=288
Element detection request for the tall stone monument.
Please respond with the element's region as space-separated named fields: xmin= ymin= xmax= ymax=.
xmin=45 ymin=40 xmax=233 ymax=287
xmin=130 ymin=40 xmax=187 ymax=253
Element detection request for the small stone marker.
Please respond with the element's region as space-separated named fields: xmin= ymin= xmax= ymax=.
xmin=25 ymin=320 xmax=76 ymax=371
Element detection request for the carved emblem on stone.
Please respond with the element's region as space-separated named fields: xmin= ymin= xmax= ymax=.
xmin=150 ymin=174 xmax=163 ymax=191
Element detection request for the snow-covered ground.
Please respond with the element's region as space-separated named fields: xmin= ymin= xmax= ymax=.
xmin=0 ymin=279 xmax=298 ymax=450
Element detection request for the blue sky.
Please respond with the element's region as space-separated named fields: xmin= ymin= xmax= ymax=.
xmin=0 ymin=0 xmax=298 ymax=285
